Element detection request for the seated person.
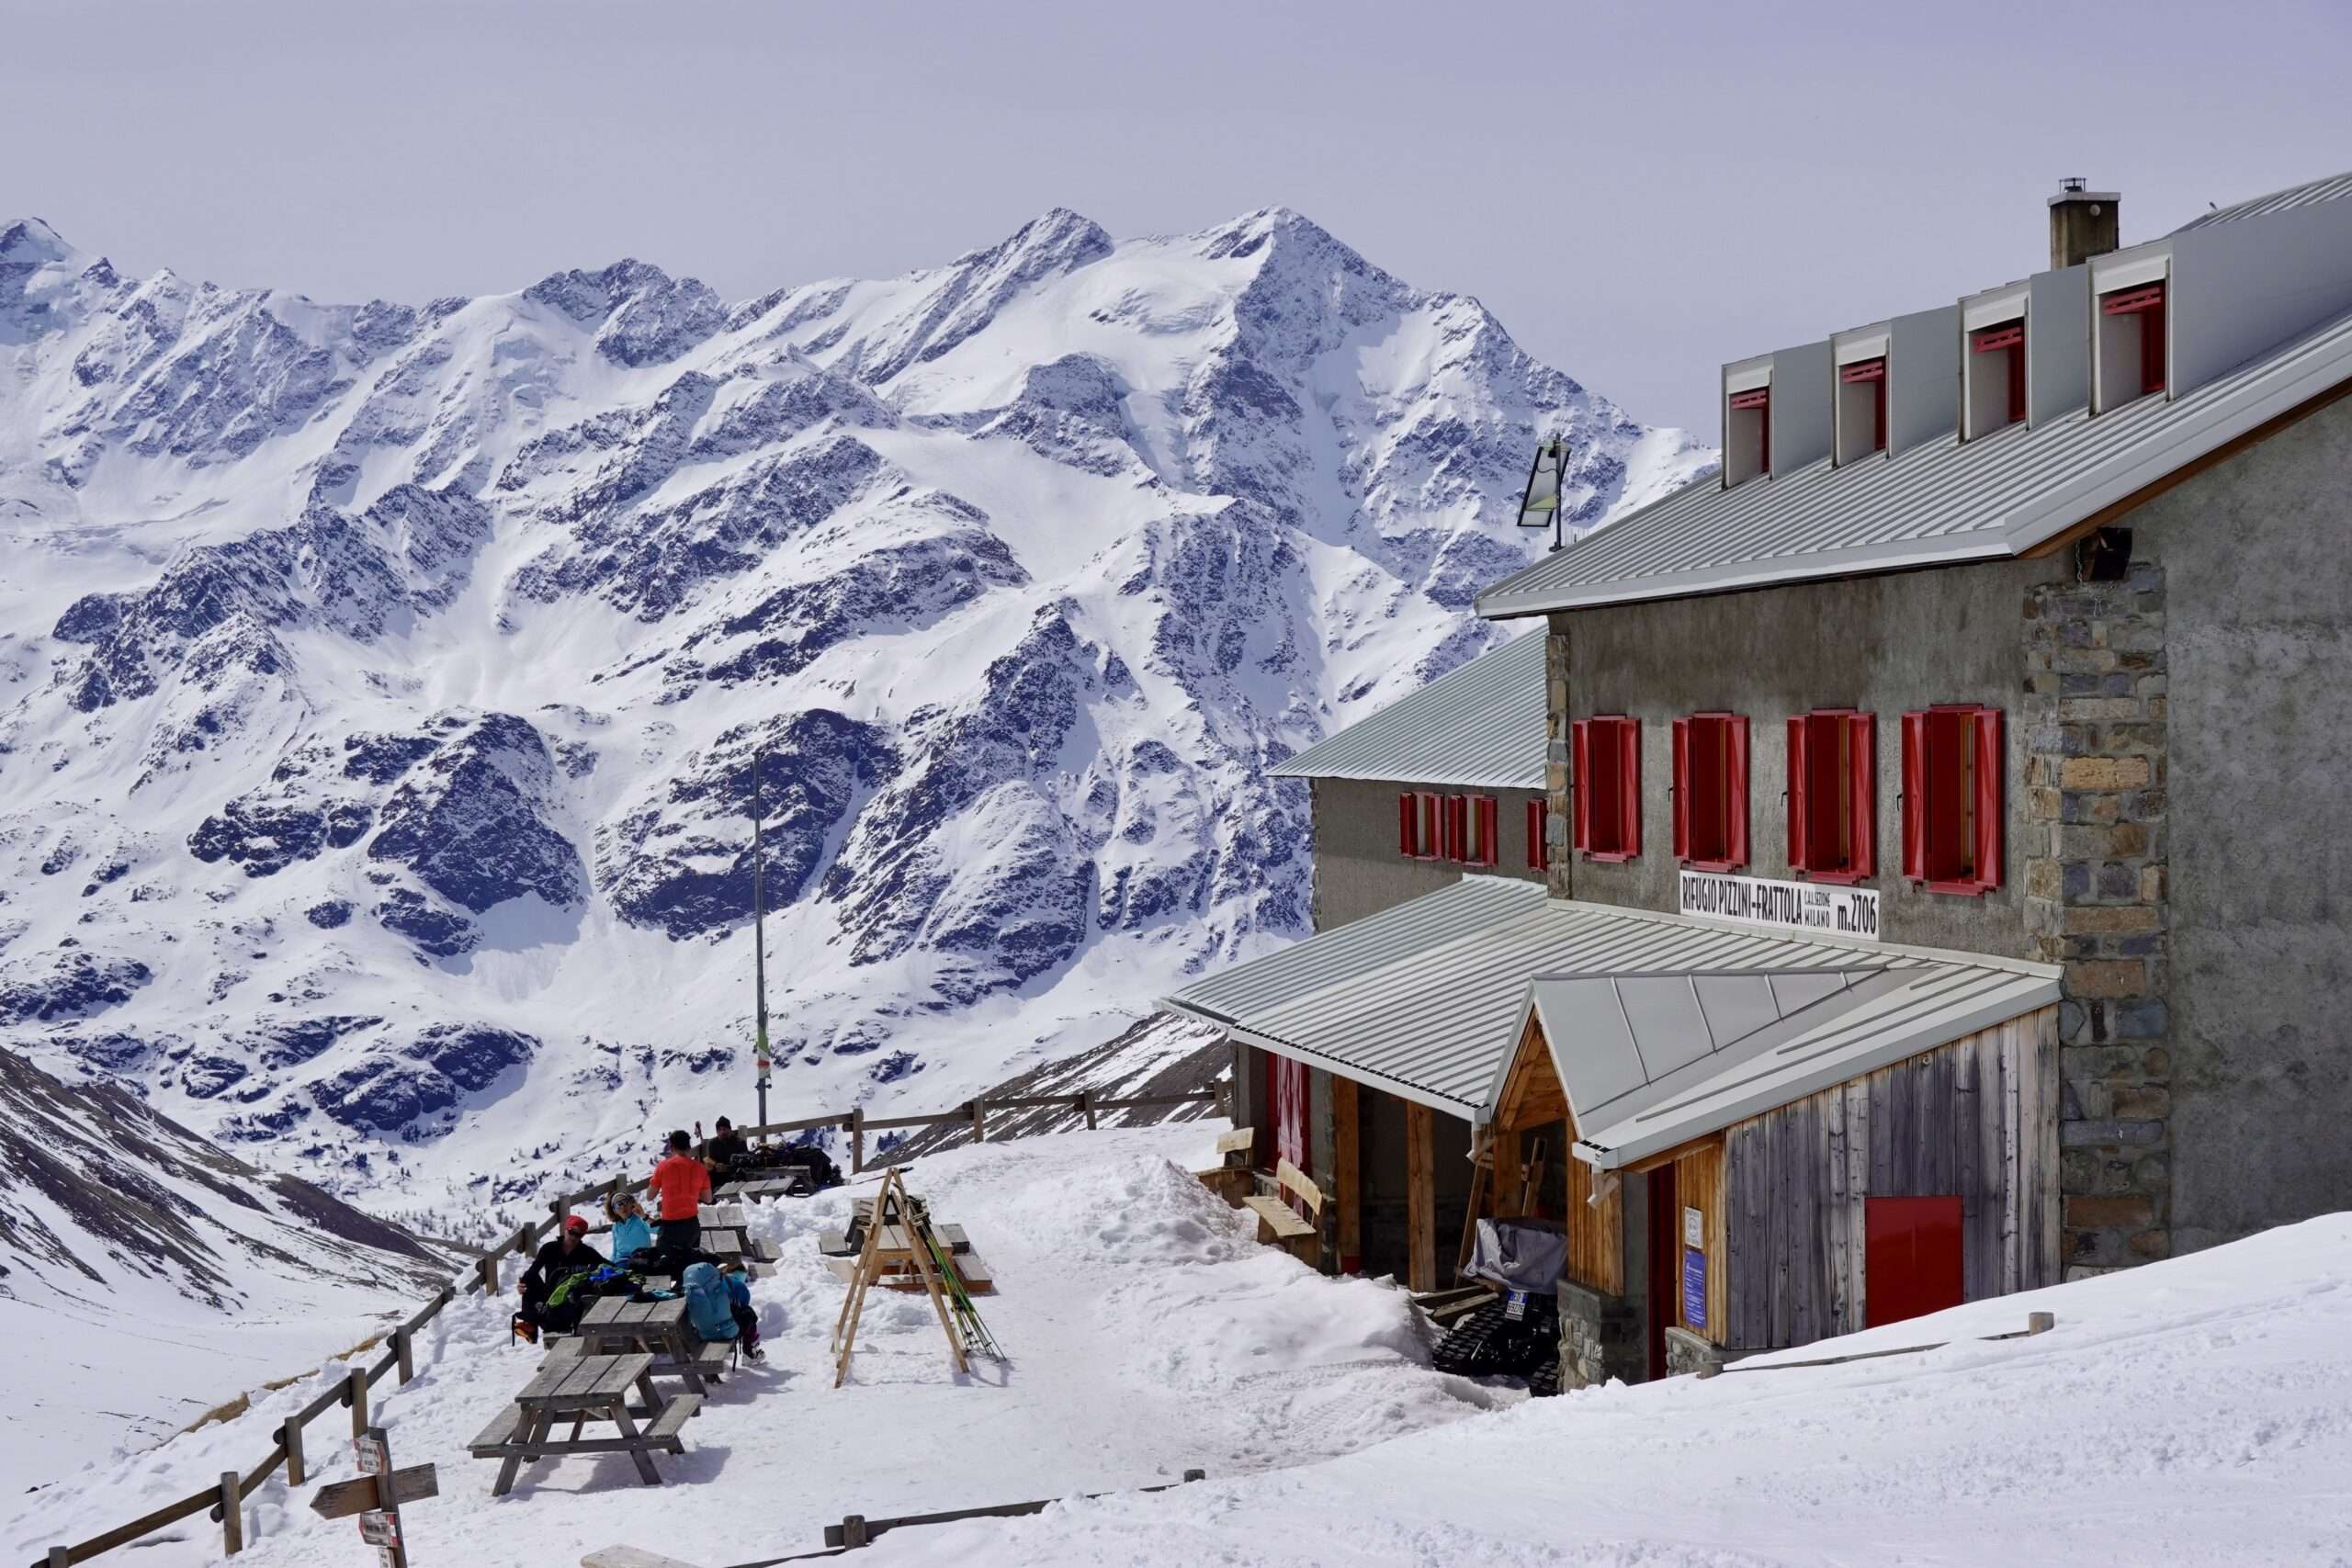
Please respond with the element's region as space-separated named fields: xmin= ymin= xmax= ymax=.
xmin=604 ymin=1190 xmax=653 ymax=1267
xmin=516 ymin=1216 xmax=605 ymax=1337
xmin=704 ymin=1116 xmax=750 ymax=1179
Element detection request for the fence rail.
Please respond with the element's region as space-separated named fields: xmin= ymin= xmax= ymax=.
xmin=34 ymin=1080 xmax=1223 ymax=1567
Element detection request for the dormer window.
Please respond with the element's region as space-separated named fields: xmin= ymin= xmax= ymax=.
xmin=2099 ymin=281 xmax=2166 ymax=401
xmin=1835 ymin=357 xmax=1887 ymax=462
xmin=1966 ymin=320 xmax=2027 ymax=437
xmin=1725 ymin=386 xmax=1770 ymax=486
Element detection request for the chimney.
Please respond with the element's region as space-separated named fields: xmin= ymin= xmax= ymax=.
xmin=2049 ymin=177 xmax=2121 ymax=270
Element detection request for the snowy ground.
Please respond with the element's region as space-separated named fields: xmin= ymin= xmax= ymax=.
xmin=873 ymin=1215 xmax=2352 ymax=1568
xmin=1 ymin=1123 xmax=1497 ymax=1566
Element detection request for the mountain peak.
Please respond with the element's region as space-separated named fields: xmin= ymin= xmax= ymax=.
xmin=0 ymin=217 xmax=74 ymax=265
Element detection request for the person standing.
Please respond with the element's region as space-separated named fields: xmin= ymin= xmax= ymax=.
xmin=648 ymin=1128 xmax=711 ymax=1256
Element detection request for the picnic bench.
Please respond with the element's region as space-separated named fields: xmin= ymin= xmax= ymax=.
xmin=1242 ymin=1156 xmax=1324 ymax=1264
xmin=1194 ymin=1125 xmax=1256 ymax=1207
xmin=469 ymin=1351 xmax=700 ymax=1496
xmin=576 ymin=1296 xmax=733 ymax=1394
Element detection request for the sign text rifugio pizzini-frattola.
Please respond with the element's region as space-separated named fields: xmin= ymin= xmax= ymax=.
xmin=1679 ymin=870 xmax=1881 ymax=940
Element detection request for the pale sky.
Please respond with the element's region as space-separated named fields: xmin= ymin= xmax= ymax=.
xmin=6 ymin=0 xmax=2347 ymax=434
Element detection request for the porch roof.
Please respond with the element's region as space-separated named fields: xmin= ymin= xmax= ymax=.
xmin=1161 ymin=875 xmax=2057 ymax=1122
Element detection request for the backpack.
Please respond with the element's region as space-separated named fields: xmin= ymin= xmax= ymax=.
xmin=542 ymin=1268 xmax=595 ymax=1332
xmin=683 ymin=1262 xmax=738 ymax=1342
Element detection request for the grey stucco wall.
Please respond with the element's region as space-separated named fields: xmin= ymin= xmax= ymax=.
xmin=2135 ymin=392 xmax=2352 ymax=1252
xmin=1555 ymin=555 xmax=2070 ymax=959
xmin=1310 ymin=776 xmax=1547 ymax=933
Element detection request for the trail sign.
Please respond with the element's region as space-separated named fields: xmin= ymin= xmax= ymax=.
xmin=311 ymin=1466 xmax=438 ymax=1518
xmin=354 ymin=1435 xmax=386 ymax=1475
xmin=359 ymin=1510 xmax=401 ymax=1546
xmin=310 ymin=1427 xmax=430 ymax=1566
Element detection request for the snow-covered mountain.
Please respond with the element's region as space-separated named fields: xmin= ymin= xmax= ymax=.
xmin=0 ymin=207 xmax=1713 ymax=1208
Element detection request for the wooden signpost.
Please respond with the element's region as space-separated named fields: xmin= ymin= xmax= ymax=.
xmin=310 ymin=1427 xmax=435 ymax=1566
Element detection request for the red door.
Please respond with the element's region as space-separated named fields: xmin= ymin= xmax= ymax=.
xmin=1645 ymin=1164 xmax=1679 ymax=1380
xmin=1266 ymin=1053 xmax=1310 ymax=1179
xmin=1865 ymin=1196 xmax=1964 ymax=1327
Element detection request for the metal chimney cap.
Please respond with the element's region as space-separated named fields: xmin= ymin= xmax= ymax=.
xmin=2049 ymin=186 xmax=2120 ymax=207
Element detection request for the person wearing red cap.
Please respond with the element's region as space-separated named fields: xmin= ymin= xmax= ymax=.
xmin=516 ymin=1213 xmax=605 ymax=1338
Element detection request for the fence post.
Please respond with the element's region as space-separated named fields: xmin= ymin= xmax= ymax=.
xmin=346 ymin=1364 xmax=369 ymax=1438
xmin=549 ymin=1196 xmax=567 ymax=1236
xmin=49 ymin=1546 xmax=70 ymax=1567
xmin=394 ymin=1325 xmax=415 ymax=1384
xmin=1081 ymin=1089 xmax=1097 ymax=1131
xmin=2027 ymin=1311 xmax=2056 ymax=1335
xmin=849 ymin=1108 xmax=865 ymax=1175
xmin=478 ymin=1247 xmax=500 ymax=1294
xmin=283 ymin=1416 xmax=306 ymax=1486
xmin=218 ymin=1472 xmax=243 ymax=1555
xmin=841 ymin=1515 xmax=869 ymax=1548
xmin=970 ymin=1100 xmax=986 ymax=1145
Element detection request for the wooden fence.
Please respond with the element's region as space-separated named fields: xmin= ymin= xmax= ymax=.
xmin=30 ymin=1082 xmax=1223 ymax=1567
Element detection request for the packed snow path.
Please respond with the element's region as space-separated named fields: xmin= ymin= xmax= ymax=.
xmin=1 ymin=1125 xmax=1495 ymax=1566
xmin=868 ymin=1213 xmax=2352 ymax=1567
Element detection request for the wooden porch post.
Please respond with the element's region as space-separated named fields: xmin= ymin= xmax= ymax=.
xmin=1332 ymin=1077 xmax=1361 ymax=1273
xmin=1406 ymin=1101 xmax=1436 ymax=1292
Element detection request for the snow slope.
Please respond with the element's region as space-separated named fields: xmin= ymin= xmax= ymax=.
xmin=0 ymin=1123 xmax=1501 ymax=1565
xmin=0 ymin=210 xmax=1714 ymax=1223
xmin=878 ymin=1216 xmax=2352 ymax=1568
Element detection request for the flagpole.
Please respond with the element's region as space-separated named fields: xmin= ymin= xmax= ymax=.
xmin=751 ymin=750 xmax=771 ymax=1135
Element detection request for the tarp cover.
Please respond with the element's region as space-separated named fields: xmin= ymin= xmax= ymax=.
xmin=1464 ymin=1216 xmax=1568 ymax=1292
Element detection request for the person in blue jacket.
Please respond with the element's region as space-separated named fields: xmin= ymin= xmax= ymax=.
xmin=604 ymin=1190 xmax=654 ymax=1266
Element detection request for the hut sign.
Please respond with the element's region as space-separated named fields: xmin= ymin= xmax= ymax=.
xmin=1679 ymin=871 xmax=1880 ymax=940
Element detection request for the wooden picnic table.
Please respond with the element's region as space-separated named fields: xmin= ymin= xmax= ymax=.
xmin=577 ymin=1296 xmax=731 ymax=1395
xmin=469 ymin=1351 xmax=701 ymax=1495
xmin=703 ymin=1204 xmax=746 ymax=1228
xmin=716 ymin=1170 xmax=812 ymax=1202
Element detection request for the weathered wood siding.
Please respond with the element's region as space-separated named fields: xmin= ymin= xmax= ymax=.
xmin=1494 ymin=1013 xmax=1622 ymax=1296
xmin=1723 ymin=1005 xmax=2060 ymax=1349
xmin=1669 ymin=1139 xmax=1728 ymax=1344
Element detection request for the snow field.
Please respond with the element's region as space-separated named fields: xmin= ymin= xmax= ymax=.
xmin=1 ymin=1124 xmax=1493 ymax=1567
xmin=866 ymin=1213 xmax=2352 ymax=1567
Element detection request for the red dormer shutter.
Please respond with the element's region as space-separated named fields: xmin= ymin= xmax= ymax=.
xmin=1671 ymin=717 xmax=1691 ymax=862
xmin=1618 ymin=718 xmax=1642 ymax=858
xmin=1571 ymin=720 xmax=1592 ymax=852
xmin=1900 ymin=712 xmax=1928 ymax=882
xmin=1725 ymin=716 xmax=1751 ymax=869
xmin=1399 ymin=792 xmax=1418 ymax=857
xmin=1786 ymin=716 xmax=1810 ymax=872
xmin=1445 ymin=795 xmax=1465 ymax=862
xmin=1973 ymin=708 xmax=2005 ymax=891
xmin=1847 ymin=712 xmax=1877 ymax=878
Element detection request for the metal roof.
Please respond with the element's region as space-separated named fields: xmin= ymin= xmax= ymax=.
xmin=1160 ymin=875 xmax=2057 ymax=1121
xmin=1271 ymin=629 xmax=1545 ymax=790
xmin=1566 ymin=960 xmax=2060 ymax=1168
xmin=2174 ymin=167 xmax=2352 ymax=231
xmin=1476 ymin=299 xmax=2352 ymax=618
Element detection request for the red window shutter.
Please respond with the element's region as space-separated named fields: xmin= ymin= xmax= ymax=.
xmin=1418 ymin=792 xmax=1439 ymax=860
xmin=1571 ymin=720 xmax=1592 ymax=852
xmin=1444 ymin=795 xmax=1464 ymax=862
xmin=2007 ymin=344 xmax=2027 ymax=424
xmin=1725 ymin=716 xmax=1750 ymax=869
xmin=1900 ymin=712 xmax=1928 ymax=882
xmin=1524 ymin=798 xmax=1542 ymax=869
xmin=1973 ymin=708 xmax=2005 ymax=890
xmin=1400 ymin=793 xmax=1417 ymax=857
xmin=1671 ymin=717 xmax=1691 ymax=861
xmin=1785 ymin=716 xmax=1810 ymax=872
xmin=1477 ymin=795 xmax=1498 ymax=867
xmin=1847 ymin=712 xmax=1877 ymax=877
xmin=1618 ymin=718 xmax=1642 ymax=858
xmin=2142 ymin=300 xmax=2166 ymax=395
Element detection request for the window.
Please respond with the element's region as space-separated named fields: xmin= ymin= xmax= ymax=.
xmin=1785 ymin=710 xmax=1875 ymax=882
xmin=1672 ymin=713 xmax=1750 ymax=870
xmin=1397 ymin=791 xmax=1443 ymax=860
xmin=1524 ymin=798 xmax=1551 ymax=871
xmin=1835 ymin=356 xmax=1886 ymax=463
xmin=1725 ymin=386 xmax=1770 ymax=486
xmin=2099 ymin=281 xmax=2166 ymax=402
xmin=1571 ymin=716 xmax=1641 ymax=861
xmin=1968 ymin=321 xmax=2026 ymax=435
xmin=1901 ymin=705 xmax=2003 ymax=894
xmin=1443 ymin=794 xmax=1499 ymax=867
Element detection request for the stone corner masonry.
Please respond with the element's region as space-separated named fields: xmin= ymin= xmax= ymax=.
xmin=2021 ymin=561 xmax=2171 ymax=1278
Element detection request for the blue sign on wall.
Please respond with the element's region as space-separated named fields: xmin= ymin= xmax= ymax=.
xmin=1682 ymin=1246 xmax=1708 ymax=1331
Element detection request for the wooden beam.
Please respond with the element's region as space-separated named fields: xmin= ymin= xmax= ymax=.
xmin=1332 ymin=1076 xmax=1361 ymax=1272
xmin=1406 ymin=1102 xmax=1436 ymax=1293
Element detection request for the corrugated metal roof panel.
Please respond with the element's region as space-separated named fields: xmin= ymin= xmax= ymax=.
xmin=1162 ymin=877 xmax=2057 ymax=1121
xmin=2175 ymin=168 xmax=2352 ymax=231
xmin=1271 ymin=629 xmax=1546 ymax=790
xmin=1476 ymin=299 xmax=2352 ymax=617
xmin=1571 ymin=962 xmax=2060 ymax=1168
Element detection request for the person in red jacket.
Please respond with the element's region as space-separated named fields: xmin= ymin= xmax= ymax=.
xmin=648 ymin=1128 xmax=711 ymax=1255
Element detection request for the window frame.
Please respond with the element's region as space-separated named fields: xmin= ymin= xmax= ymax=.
xmin=2101 ymin=281 xmax=2167 ymax=399
xmin=1970 ymin=321 xmax=2027 ymax=431
xmin=1901 ymin=704 xmax=2005 ymax=896
xmin=1571 ymin=716 xmax=1643 ymax=863
xmin=1672 ymin=711 xmax=1751 ymax=873
xmin=1785 ymin=708 xmax=1876 ymax=885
